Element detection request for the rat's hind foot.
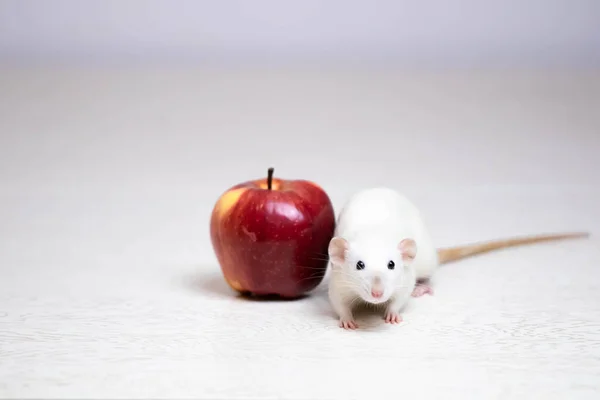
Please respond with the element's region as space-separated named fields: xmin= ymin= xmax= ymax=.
xmin=339 ymin=318 xmax=358 ymax=330
xmin=384 ymin=311 xmax=403 ymax=324
xmin=411 ymin=283 xmax=433 ymax=297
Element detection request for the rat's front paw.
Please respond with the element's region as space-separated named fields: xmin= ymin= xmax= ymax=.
xmin=339 ymin=318 xmax=358 ymax=330
xmin=384 ymin=311 xmax=403 ymax=324
xmin=411 ymin=283 xmax=433 ymax=297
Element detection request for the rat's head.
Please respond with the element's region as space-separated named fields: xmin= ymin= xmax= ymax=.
xmin=328 ymin=234 xmax=417 ymax=304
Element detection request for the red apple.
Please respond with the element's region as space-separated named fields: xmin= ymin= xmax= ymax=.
xmin=210 ymin=167 xmax=336 ymax=298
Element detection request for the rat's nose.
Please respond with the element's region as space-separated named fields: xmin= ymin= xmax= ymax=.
xmin=371 ymin=276 xmax=383 ymax=298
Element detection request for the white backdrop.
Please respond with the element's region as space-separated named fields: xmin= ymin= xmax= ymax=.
xmin=1 ymin=0 xmax=599 ymax=66
xmin=2 ymin=1 xmax=600 ymax=398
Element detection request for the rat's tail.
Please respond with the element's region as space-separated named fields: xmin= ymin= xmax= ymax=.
xmin=436 ymin=232 xmax=590 ymax=265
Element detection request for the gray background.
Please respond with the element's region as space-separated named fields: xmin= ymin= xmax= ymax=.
xmin=1 ymin=0 xmax=599 ymax=67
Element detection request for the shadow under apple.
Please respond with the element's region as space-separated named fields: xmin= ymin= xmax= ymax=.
xmin=182 ymin=268 xmax=314 ymax=302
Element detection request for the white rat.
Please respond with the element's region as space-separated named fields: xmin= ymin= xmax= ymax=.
xmin=327 ymin=187 xmax=589 ymax=329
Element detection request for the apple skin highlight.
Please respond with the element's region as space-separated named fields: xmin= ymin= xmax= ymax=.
xmin=210 ymin=168 xmax=336 ymax=299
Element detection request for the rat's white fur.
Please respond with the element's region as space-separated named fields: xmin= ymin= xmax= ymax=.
xmin=327 ymin=187 xmax=439 ymax=328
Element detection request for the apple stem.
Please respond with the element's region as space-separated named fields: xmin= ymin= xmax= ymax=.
xmin=267 ymin=167 xmax=274 ymax=190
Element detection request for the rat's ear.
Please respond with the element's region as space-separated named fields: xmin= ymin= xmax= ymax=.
xmin=328 ymin=236 xmax=348 ymax=266
xmin=398 ymin=238 xmax=417 ymax=263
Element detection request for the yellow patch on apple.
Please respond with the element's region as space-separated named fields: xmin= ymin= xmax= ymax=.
xmin=215 ymin=187 xmax=247 ymax=218
xmin=225 ymin=277 xmax=244 ymax=292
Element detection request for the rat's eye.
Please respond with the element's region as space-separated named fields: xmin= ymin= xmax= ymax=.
xmin=356 ymin=260 xmax=365 ymax=270
xmin=387 ymin=260 xmax=395 ymax=270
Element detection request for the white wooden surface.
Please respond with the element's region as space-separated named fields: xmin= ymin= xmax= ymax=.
xmin=1 ymin=67 xmax=599 ymax=399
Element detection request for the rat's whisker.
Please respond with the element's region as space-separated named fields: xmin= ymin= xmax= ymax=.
xmin=307 ymin=256 xmax=330 ymax=262
xmin=309 ymin=251 xmax=331 ymax=258
xmin=291 ymin=272 xmax=328 ymax=285
xmin=334 ymin=276 xmax=368 ymax=293
xmin=293 ymin=265 xmax=330 ymax=270
xmin=347 ymin=296 xmax=363 ymax=311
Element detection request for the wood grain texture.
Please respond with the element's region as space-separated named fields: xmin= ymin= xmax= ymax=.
xmin=1 ymin=68 xmax=599 ymax=399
